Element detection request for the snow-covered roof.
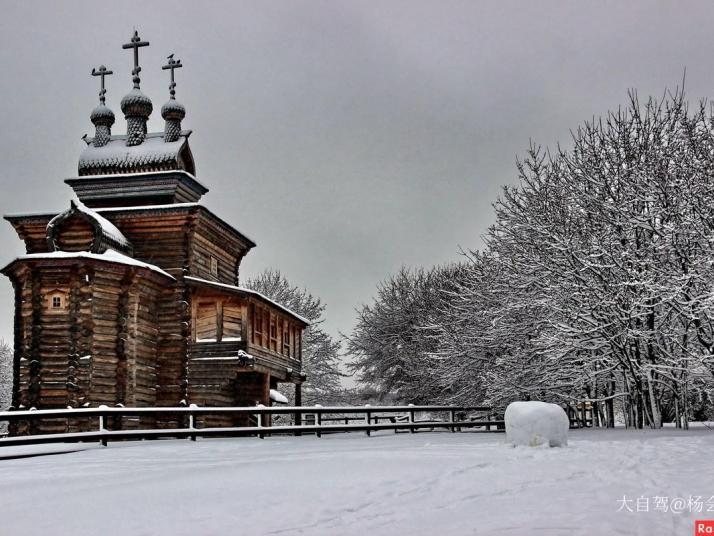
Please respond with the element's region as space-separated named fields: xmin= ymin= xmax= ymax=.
xmin=269 ymin=389 xmax=289 ymax=404
xmin=2 ymin=250 xmax=174 ymax=280
xmin=78 ymin=131 xmax=195 ymax=176
xmin=3 ymin=204 xmax=199 ymax=221
xmin=5 ymin=202 xmax=256 ymax=250
xmin=184 ymin=276 xmax=310 ymax=325
xmin=47 ymin=199 xmax=130 ymax=251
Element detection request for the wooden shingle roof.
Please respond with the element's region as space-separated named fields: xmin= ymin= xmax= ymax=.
xmin=78 ymin=131 xmax=195 ymax=177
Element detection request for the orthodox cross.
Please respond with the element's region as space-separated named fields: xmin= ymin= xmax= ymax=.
xmin=91 ymin=65 xmax=113 ymax=105
xmin=162 ymin=54 xmax=182 ymax=99
xmin=122 ymin=30 xmax=150 ymax=89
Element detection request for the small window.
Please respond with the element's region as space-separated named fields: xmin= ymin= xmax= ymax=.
xmin=195 ymin=302 xmax=218 ymax=342
xmin=46 ymin=290 xmax=67 ymax=313
xmin=269 ymin=315 xmax=278 ymax=351
xmin=253 ymin=307 xmax=263 ymax=346
xmin=282 ymin=322 xmax=290 ymax=356
xmin=209 ymin=256 xmax=218 ymax=277
xmin=270 ymin=317 xmax=278 ymax=341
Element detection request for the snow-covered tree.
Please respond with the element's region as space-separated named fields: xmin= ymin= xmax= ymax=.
xmin=347 ymin=263 xmax=473 ymax=403
xmin=244 ymin=269 xmax=344 ymax=404
xmin=350 ymin=86 xmax=714 ymax=427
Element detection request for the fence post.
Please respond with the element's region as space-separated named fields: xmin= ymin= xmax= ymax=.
xmin=408 ymin=403 xmax=415 ymax=434
xmin=449 ymin=409 xmax=456 ymax=433
xmin=256 ymin=404 xmax=265 ymax=439
xmin=188 ymin=404 xmax=197 ymax=441
xmin=315 ymin=404 xmax=322 ymax=438
xmin=294 ymin=409 xmax=301 ymax=437
xmin=98 ymin=405 xmax=108 ymax=447
xmin=365 ymin=404 xmax=371 ymax=437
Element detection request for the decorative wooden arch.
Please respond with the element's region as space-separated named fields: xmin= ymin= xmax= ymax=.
xmin=46 ymin=200 xmax=131 ymax=254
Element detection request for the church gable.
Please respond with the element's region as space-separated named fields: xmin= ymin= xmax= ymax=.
xmin=47 ymin=213 xmax=95 ymax=252
xmin=46 ymin=200 xmax=131 ymax=255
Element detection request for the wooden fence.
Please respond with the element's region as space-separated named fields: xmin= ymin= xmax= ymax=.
xmin=0 ymin=405 xmax=502 ymax=447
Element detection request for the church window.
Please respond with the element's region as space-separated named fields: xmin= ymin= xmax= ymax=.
xmin=222 ymin=303 xmax=242 ymax=341
xmin=253 ymin=307 xmax=263 ymax=346
xmin=270 ymin=315 xmax=278 ymax=350
xmin=45 ymin=290 xmax=67 ymax=314
xmin=282 ymin=321 xmax=291 ymax=356
xmin=196 ymin=302 xmax=218 ymax=341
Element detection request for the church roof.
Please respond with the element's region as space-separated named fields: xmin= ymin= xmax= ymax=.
xmin=1 ymin=250 xmax=174 ymax=280
xmin=65 ymin=170 xmax=208 ymax=208
xmin=78 ymin=131 xmax=195 ymax=177
xmin=184 ymin=276 xmax=310 ymax=326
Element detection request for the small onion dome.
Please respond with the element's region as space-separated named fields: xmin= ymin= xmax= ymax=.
xmin=161 ymin=99 xmax=186 ymax=122
xmin=120 ymin=88 xmax=153 ymax=118
xmin=90 ymin=104 xmax=115 ymax=127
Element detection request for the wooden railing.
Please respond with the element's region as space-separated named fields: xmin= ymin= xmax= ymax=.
xmin=188 ymin=340 xmax=303 ymax=375
xmin=188 ymin=340 xmax=248 ymax=359
xmin=0 ymin=405 xmax=501 ymax=447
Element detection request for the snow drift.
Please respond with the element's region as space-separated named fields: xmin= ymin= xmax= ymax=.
xmin=505 ymin=401 xmax=569 ymax=447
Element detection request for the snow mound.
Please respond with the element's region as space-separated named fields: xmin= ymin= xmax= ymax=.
xmin=269 ymin=389 xmax=289 ymax=404
xmin=505 ymin=401 xmax=569 ymax=447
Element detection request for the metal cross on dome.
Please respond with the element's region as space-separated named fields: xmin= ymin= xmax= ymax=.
xmin=122 ymin=30 xmax=150 ymax=89
xmin=162 ymin=54 xmax=182 ymax=99
xmin=91 ymin=65 xmax=113 ymax=105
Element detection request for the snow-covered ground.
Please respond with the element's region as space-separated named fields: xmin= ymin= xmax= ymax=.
xmin=1 ymin=428 xmax=713 ymax=535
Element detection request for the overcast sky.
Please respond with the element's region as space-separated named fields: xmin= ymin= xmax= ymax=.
xmin=0 ymin=1 xmax=713 ymax=346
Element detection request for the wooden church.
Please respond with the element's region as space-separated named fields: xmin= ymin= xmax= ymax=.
xmin=1 ymin=32 xmax=307 ymax=431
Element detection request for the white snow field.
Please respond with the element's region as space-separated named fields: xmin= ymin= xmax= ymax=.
xmin=0 ymin=428 xmax=713 ymax=535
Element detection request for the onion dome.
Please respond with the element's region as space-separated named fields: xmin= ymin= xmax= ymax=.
xmin=121 ymin=31 xmax=152 ymax=147
xmin=161 ymin=98 xmax=185 ymax=121
xmin=161 ymin=55 xmax=185 ymax=143
xmin=89 ymin=66 xmax=115 ymax=148
xmin=120 ymin=88 xmax=153 ymax=117
xmin=121 ymin=88 xmax=153 ymax=146
xmin=162 ymin=99 xmax=185 ymax=143
xmin=90 ymin=104 xmax=115 ymax=126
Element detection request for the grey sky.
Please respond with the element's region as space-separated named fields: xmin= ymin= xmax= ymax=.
xmin=0 ymin=0 xmax=712 ymax=346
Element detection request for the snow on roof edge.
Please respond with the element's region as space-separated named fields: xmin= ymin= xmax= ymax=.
xmin=3 ymin=205 xmax=200 ymax=220
xmin=5 ymin=203 xmax=256 ymax=248
xmin=3 ymin=251 xmax=174 ymax=280
xmin=184 ymin=276 xmax=310 ymax=325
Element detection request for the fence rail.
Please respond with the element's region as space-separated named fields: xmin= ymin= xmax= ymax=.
xmin=0 ymin=405 xmax=502 ymax=448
